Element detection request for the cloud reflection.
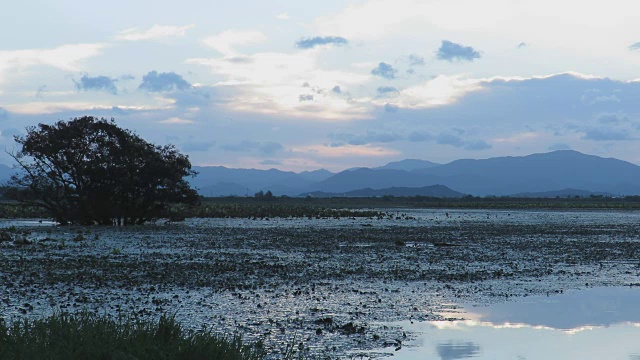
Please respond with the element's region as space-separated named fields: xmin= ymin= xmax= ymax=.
xmin=436 ymin=341 xmax=481 ymax=360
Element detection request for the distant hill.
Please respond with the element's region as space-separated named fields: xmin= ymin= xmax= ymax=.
xmin=313 ymin=168 xmax=438 ymax=193
xmin=190 ymin=166 xmax=334 ymax=196
xmin=190 ymin=166 xmax=304 ymax=196
xmin=302 ymin=184 xmax=465 ymax=198
xmin=374 ymin=159 xmax=441 ymax=171
xmin=297 ymin=169 xmax=335 ymax=182
xmin=411 ymin=150 xmax=640 ymax=195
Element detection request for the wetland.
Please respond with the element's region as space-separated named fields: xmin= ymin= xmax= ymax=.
xmin=2 ymin=208 xmax=640 ymax=358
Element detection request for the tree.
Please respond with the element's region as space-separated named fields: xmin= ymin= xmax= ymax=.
xmin=3 ymin=116 xmax=199 ymax=225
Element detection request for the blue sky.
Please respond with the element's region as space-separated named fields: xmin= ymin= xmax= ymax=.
xmin=2 ymin=0 xmax=640 ymax=171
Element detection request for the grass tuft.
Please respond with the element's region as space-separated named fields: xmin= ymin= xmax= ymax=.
xmin=0 ymin=312 xmax=265 ymax=360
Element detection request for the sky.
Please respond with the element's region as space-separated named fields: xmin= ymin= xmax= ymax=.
xmin=2 ymin=0 xmax=640 ymax=172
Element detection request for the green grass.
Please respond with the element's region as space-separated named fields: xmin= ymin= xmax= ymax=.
xmin=0 ymin=312 xmax=265 ymax=360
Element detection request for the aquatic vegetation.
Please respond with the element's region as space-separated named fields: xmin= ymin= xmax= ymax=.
xmin=0 ymin=312 xmax=265 ymax=360
xmin=2 ymin=210 xmax=640 ymax=357
xmin=168 ymin=200 xmax=383 ymax=219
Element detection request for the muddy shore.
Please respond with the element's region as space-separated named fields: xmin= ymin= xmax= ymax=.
xmin=1 ymin=209 xmax=640 ymax=358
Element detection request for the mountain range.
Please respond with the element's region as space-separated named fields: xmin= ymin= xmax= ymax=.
xmin=191 ymin=150 xmax=640 ymax=197
xmin=1 ymin=150 xmax=639 ymax=197
xmin=303 ymin=185 xmax=465 ymax=198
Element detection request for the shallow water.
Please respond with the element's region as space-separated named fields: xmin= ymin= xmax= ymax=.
xmin=3 ymin=209 xmax=640 ymax=358
xmin=387 ymin=287 xmax=640 ymax=360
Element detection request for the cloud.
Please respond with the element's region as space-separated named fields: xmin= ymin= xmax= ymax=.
xmin=596 ymin=113 xmax=626 ymax=124
xmin=260 ymin=142 xmax=284 ymax=154
xmin=380 ymin=74 xmax=483 ymax=109
xmin=295 ymin=36 xmax=348 ymax=49
xmin=299 ymin=94 xmax=314 ymax=102
xmin=332 ymin=86 xmax=342 ymax=94
xmin=330 ymin=131 xmax=401 ymax=146
xmin=408 ymin=54 xmax=425 ymax=66
xmin=517 ymin=42 xmax=528 ymax=49
xmin=464 ymin=140 xmax=492 ymax=150
xmin=436 ymin=40 xmax=481 ymax=62
xmin=436 ymin=133 xmax=464 ymax=147
xmin=277 ymin=13 xmax=290 ymax=20
xmin=407 ymin=131 xmax=433 ymax=142
xmin=159 ymin=117 xmax=194 ymax=124
xmin=384 ymin=103 xmax=398 ymax=113
xmin=580 ymin=89 xmax=621 ymax=105
xmin=221 ymin=140 xmax=284 ymax=154
xmin=493 ymin=132 xmax=540 ymax=144
xmin=371 ymin=62 xmax=397 ymax=79
xmin=293 ymin=144 xmax=400 ymax=158
xmin=377 ymin=86 xmax=399 ymax=95
xmin=35 ymin=85 xmax=47 ymax=99
xmin=629 ymin=42 xmax=640 ymax=51
xmin=582 ymin=128 xmax=633 ymax=141
xmin=202 ymin=30 xmax=267 ymax=55
xmin=0 ymin=108 xmax=8 ymax=121
xmin=548 ymin=143 xmax=572 ymax=151
xmin=116 ymin=25 xmax=195 ymax=41
xmin=138 ymin=71 xmax=191 ymax=92
xmin=187 ymin=50 xmax=369 ymax=120
xmin=111 ymin=106 xmax=129 ymax=116
xmin=224 ymin=56 xmax=254 ymax=64
xmin=168 ymin=88 xmax=214 ymax=108
xmin=181 ymin=140 xmax=216 ymax=152
xmin=437 ymin=132 xmax=491 ymax=150
xmin=0 ymin=43 xmax=106 ymax=89
xmin=75 ymin=75 xmax=118 ymax=94
xmin=261 ymin=159 xmax=282 ymax=165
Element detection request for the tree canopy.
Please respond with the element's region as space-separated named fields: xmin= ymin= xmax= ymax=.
xmin=3 ymin=116 xmax=199 ymax=225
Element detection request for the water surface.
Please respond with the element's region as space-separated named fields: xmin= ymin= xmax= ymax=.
xmin=390 ymin=287 xmax=640 ymax=360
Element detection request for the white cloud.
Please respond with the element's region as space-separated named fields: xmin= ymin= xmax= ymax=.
xmin=312 ymin=0 xmax=640 ymax=76
xmin=380 ymin=74 xmax=484 ymax=109
xmin=187 ymin=50 xmax=371 ymax=120
xmin=277 ymin=13 xmax=290 ymax=20
xmin=201 ymin=30 xmax=267 ymax=56
xmin=493 ymin=132 xmax=541 ymax=144
xmin=159 ymin=117 xmax=195 ymax=124
xmin=116 ymin=25 xmax=195 ymax=41
xmin=3 ymin=102 xmax=164 ymax=115
xmin=315 ymin=0 xmax=640 ymax=40
xmin=0 ymin=43 xmax=106 ymax=73
xmin=292 ymin=144 xmax=400 ymax=157
xmin=0 ymin=43 xmax=107 ymax=92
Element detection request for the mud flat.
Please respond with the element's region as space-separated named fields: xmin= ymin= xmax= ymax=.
xmin=1 ymin=209 xmax=640 ymax=358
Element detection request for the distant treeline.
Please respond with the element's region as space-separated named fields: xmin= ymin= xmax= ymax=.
xmin=3 ymin=195 xmax=640 ymax=222
xmin=197 ymin=195 xmax=640 ymax=210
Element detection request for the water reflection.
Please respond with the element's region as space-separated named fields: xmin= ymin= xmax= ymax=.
xmin=390 ymin=287 xmax=640 ymax=360
xmin=465 ymin=287 xmax=640 ymax=329
xmin=436 ymin=341 xmax=481 ymax=359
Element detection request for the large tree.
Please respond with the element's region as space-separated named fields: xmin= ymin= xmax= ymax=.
xmin=3 ymin=116 xmax=199 ymax=225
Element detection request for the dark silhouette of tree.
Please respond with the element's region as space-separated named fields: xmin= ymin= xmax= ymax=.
xmin=3 ymin=116 xmax=198 ymax=225
xmin=254 ymin=190 xmax=274 ymax=199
